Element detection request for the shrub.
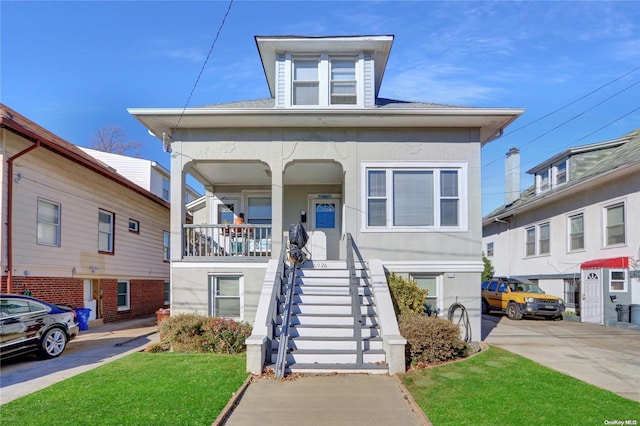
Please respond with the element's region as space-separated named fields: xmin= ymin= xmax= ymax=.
xmin=158 ymin=314 xmax=252 ymax=354
xmin=387 ymin=272 xmax=428 ymax=315
xmin=399 ymin=313 xmax=468 ymax=366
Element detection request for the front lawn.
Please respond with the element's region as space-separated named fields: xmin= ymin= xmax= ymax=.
xmin=402 ymin=346 xmax=639 ymax=425
xmin=1 ymin=352 xmax=249 ymax=426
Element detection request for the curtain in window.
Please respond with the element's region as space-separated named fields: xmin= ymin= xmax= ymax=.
xmin=393 ymin=171 xmax=433 ymax=226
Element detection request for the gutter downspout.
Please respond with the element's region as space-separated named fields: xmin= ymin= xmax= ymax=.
xmin=6 ymin=139 xmax=40 ymax=293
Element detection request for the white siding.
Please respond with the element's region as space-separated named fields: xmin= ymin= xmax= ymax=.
xmin=8 ymin=137 xmax=169 ymax=280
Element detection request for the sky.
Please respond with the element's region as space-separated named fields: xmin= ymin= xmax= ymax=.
xmin=2 ymin=0 xmax=639 ymax=215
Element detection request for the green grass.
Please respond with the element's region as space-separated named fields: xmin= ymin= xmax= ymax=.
xmin=402 ymin=346 xmax=640 ymax=426
xmin=3 ymin=347 xmax=639 ymax=426
xmin=1 ymin=352 xmax=249 ymax=426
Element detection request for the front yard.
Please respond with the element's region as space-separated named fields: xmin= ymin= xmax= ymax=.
xmin=2 ymin=346 xmax=638 ymax=425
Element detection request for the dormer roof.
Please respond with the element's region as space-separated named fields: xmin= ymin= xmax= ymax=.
xmin=255 ymin=35 xmax=394 ymax=98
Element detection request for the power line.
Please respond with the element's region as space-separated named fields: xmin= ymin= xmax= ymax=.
xmin=175 ymin=0 xmax=234 ymax=131
xmin=483 ymin=74 xmax=640 ymax=169
xmin=503 ymin=65 xmax=640 ymax=137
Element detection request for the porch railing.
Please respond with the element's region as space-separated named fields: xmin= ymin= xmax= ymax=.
xmin=183 ymin=224 xmax=272 ymax=258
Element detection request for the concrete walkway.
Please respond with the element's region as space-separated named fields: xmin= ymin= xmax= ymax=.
xmin=219 ymin=374 xmax=431 ymax=426
xmin=0 ymin=315 xmax=159 ymax=405
xmin=482 ymin=315 xmax=640 ymax=403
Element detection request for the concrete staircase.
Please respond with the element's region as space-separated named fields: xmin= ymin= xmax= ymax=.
xmin=269 ymin=260 xmax=388 ymax=374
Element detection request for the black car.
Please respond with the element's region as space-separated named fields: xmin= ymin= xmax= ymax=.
xmin=0 ymin=294 xmax=80 ymax=360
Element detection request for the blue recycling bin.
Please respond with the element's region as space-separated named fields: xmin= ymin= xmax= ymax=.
xmin=76 ymin=308 xmax=91 ymax=331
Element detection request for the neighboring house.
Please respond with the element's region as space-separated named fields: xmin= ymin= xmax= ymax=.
xmin=0 ymin=104 xmax=170 ymax=324
xmin=129 ymin=34 xmax=523 ymax=374
xmin=78 ymin=147 xmax=202 ymax=204
xmin=483 ymin=129 xmax=640 ymax=326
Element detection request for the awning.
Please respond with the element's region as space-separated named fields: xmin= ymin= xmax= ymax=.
xmin=580 ymin=257 xmax=629 ymax=270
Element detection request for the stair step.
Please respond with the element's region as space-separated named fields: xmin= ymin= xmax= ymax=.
xmin=270 ymin=349 xmax=386 ymax=364
xmin=293 ymin=286 xmax=372 ymax=296
xmin=286 ymin=303 xmax=377 ymax=315
xmin=279 ymin=313 xmax=378 ymax=326
xmin=272 ymin=362 xmax=388 ymax=375
xmin=278 ymin=324 xmax=380 ymax=338
xmin=271 ymin=336 xmax=384 ymax=351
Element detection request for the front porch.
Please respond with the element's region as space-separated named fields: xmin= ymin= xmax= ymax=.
xmin=184 ymin=224 xmax=273 ymax=259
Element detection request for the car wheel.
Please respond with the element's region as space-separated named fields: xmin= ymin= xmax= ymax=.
xmin=481 ymin=299 xmax=490 ymax=315
xmin=506 ymin=302 xmax=523 ymax=320
xmin=39 ymin=328 xmax=68 ymax=359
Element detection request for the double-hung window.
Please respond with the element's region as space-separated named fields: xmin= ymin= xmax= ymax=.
xmin=330 ymin=57 xmax=356 ymax=105
xmin=117 ymin=280 xmax=130 ymax=311
xmin=555 ymin=161 xmax=567 ymax=185
xmin=37 ymin=198 xmax=61 ymax=246
xmin=364 ymin=164 xmax=465 ymax=230
xmin=162 ymin=178 xmax=170 ymax=201
xmin=293 ymin=58 xmax=319 ymax=105
xmin=98 ymin=209 xmax=114 ymax=253
xmin=568 ymin=213 xmax=584 ymax=251
xmin=525 ymin=222 xmax=550 ymax=256
xmin=604 ymin=202 xmax=625 ymax=246
xmin=209 ymin=275 xmax=242 ymax=318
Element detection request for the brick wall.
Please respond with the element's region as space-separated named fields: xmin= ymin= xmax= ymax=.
xmin=8 ymin=276 xmax=84 ymax=307
xmin=2 ymin=276 xmax=165 ymax=323
xmin=100 ymin=279 xmax=165 ymax=322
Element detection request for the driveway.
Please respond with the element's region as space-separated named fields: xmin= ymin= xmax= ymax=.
xmin=482 ymin=314 xmax=640 ymax=403
xmin=0 ymin=316 xmax=159 ymax=405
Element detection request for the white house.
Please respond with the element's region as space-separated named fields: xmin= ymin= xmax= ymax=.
xmin=129 ymin=35 xmax=523 ymax=374
xmin=483 ymin=129 xmax=640 ymax=326
xmin=79 ymin=147 xmax=201 ymax=204
xmin=0 ymin=104 xmax=170 ymax=324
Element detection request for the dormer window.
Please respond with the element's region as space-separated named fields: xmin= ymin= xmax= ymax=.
xmin=330 ymin=57 xmax=357 ymax=105
xmin=293 ymin=57 xmax=319 ymax=105
xmin=536 ymin=159 xmax=568 ymax=194
xmin=539 ymin=170 xmax=550 ymax=192
xmin=286 ymin=54 xmax=362 ymax=107
xmin=555 ymin=160 xmax=567 ymax=185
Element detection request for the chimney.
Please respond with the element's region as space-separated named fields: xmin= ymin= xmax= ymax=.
xmin=505 ymin=147 xmax=520 ymax=206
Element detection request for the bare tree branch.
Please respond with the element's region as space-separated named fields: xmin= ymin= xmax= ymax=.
xmin=89 ymin=126 xmax=143 ymax=156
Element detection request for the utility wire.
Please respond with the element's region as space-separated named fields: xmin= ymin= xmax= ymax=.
xmin=175 ymin=0 xmax=234 ymax=131
xmin=504 ymin=65 xmax=640 ymax=137
xmin=483 ymin=75 xmax=640 ymax=169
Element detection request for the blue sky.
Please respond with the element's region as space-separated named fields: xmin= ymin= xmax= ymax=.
xmin=2 ymin=1 xmax=639 ymax=214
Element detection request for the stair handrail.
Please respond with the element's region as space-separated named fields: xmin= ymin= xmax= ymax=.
xmin=275 ymin=256 xmax=298 ymax=379
xmin=346 ymin=233 xmax=364 ymax=365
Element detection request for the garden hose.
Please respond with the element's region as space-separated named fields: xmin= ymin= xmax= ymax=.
xmin=447 ymin=302 xmax=472 ymax=343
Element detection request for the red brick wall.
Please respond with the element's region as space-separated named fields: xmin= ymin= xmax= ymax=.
xmin=2 ymin=276 xmax=165 ymax=323
xmin=100 ymin=279 xmax=165 ymax=322
xmin=8 ymin=276 xmax=84 ymax=307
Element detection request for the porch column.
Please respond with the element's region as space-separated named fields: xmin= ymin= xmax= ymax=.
xmin=343 ymin=133 xmax=358 ymax=249
xmin=170 ymin=140 xmax=186 ymax=261
xmin=271 ymin=160 xmax=284 ymax=258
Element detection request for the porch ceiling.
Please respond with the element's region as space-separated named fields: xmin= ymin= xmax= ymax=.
xmin=190 ymin=161 xmax=343 ymax=186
